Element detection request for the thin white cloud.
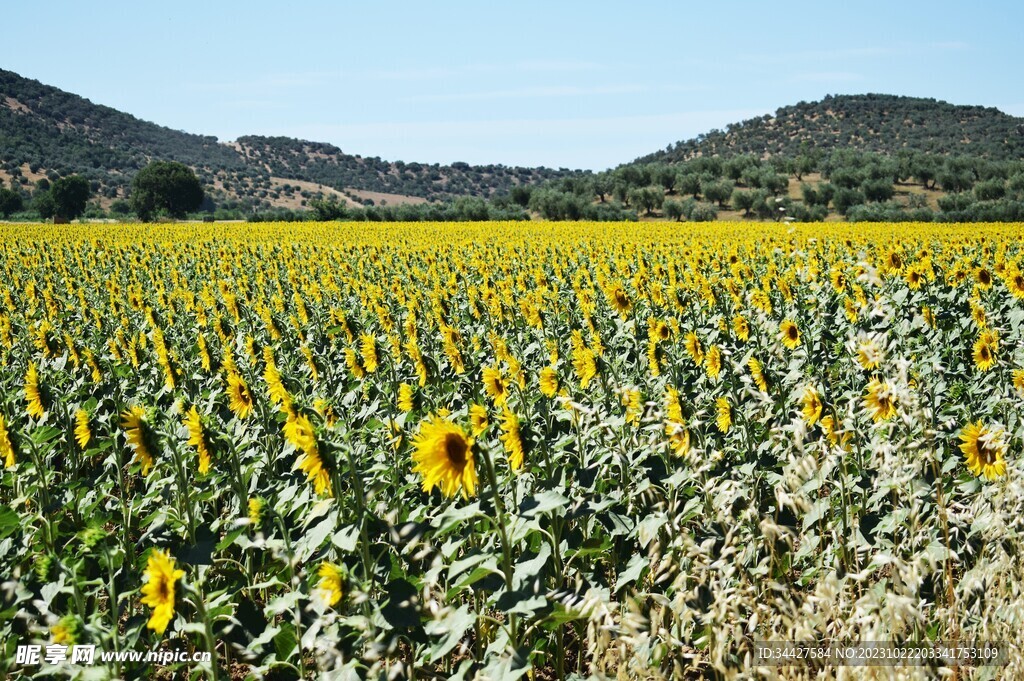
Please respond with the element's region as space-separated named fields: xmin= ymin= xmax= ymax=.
xmin=365 ymin=59 xmax=602 ymax=81
xmin=245 ymin=108 xmax=769 ymax=169
xmin=259 ymin=109 xmax=764 ymax=141
xmin=187 ymin=71 xmax=336 ymax=93
xmin=403 ymin=84 xmax=648 ymax=103
xmin=738 ymin=41 xmax=969 ymax=66
xmin=790 ymin=72 xmax=864 ymax=83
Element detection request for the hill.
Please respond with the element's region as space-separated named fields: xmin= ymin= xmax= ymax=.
xmin=638 ymin=94 xmax=1024 ymax=164
xmin=0 ymin=69 xmax=577 ymax=213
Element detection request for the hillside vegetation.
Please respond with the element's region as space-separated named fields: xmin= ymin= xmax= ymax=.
xmin=0 ymin=69 xmax=577 ymax=216
xmin=3 ymin=71 xmax=1023 ymax=222
xmin=639 ymin=94 xmax=1024 ymax=163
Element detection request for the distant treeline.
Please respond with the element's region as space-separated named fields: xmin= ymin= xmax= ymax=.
xmin=5 ymin=149 xmax=1024 ymax=223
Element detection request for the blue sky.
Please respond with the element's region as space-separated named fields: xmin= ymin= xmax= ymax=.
xmin=5 ymin=1 xmax=1023 ymax=170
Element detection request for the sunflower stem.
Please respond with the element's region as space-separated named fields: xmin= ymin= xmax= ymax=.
xmin=478 ymin=444 xmax=518 ymax=645
xmin=191 ymin=577 xmax=221 ymax=681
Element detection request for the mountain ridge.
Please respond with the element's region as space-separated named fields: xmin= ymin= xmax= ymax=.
xmin=636 ymin=93 xmax=1024 ymax=165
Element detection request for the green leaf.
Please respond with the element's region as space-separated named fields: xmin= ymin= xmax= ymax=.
xmin=274 ymin=621 xmax=298 ymax=661
xmin=518 ymin=490 xmax=569 ymax=518
xmin=616 ymin=553 xmax=648 ymax=592
xmin=332 ymin=525 xmax=360 ymax=552
xmin=426 ymin=605 xmax=476 ymax=662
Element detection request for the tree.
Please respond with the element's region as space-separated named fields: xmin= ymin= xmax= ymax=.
xmin=131 ymin=161 xmax=205 ymax=221
xmin=677 ymin=172 xmax=701 ymax=199
xmin=51 ymin=175 xmax=90 ymax=219
xmin=0 ymin=188 xmax=23 ymax=218
xmin=628 ymin=186 xmax=664 ymax=216
xmin=732 ymin=190 xmax=755 ymax=216
xmin=34 ymin=191 xmax=56 ymax=220
xmin=974 ymin=179 xmax=1005 ymax=201
xmin=663 ymin=199 xmax=684 ymax=221
xmin=702 ymin=180 xmax=734 ymax=208
xmin=862 ymin=179 xmax=894 ymax=203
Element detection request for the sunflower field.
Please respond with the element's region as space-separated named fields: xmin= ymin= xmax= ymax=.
xmin=1 ymin=221 xmax=1023 ymax=680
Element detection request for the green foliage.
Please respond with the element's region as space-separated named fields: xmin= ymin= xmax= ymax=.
xmin=0 ymin=188 xmax=23 ymax=217
xmin=639 ymin=94 xmax=1024 ymax=163
xmin=689 ymin=202 xmax=718 ymax=222
xmin=130 ymin=161 xmax=205 ymax=221
xmin=832 ymin=187 xmax=866 ymax=216
xmin=862 ymin=178 xmax=895 ymax=203
xmin=663 ymin=199 xmax=684 ymax=221
xmin=33 ymin=191 xmax=55 ymax=219
xmin=974 ymin=179 xmax=1005 ymax=201
xmin=701 ymin=179 xmax=734 ymax=207
xmin=51 ymin=175 xmax=90 ymax=219
xmin=628 ymin=186 xmax=664 ymax=216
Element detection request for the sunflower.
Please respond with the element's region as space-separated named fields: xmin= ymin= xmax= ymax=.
xmin=652 ymin=319 xmax=671 ymax=342
xmin=970 ymin=300 xmax=986 ymax=328
xmin=121 ymin=406 xmax=154 ymax=476
xmin=684 ymin=332 xmax=704 ymax=366
xmin=958 ymin=421 xmax=1007 ymax=480
xmin=975 ymin=267 xmax=993 ymax=289
xmin=226 ymin=372 xmax=254 ymax=419
xmin=469 ymin=403 xmax=489 ymax=436
xmin=360 ymin=333 xmax=379 ymax=373
xmin=140 ymin=549 xmax=185 ymax=636
xmin=397 ymin=383 xmax=415 ymax=413
xmin=50 ymin=615 xmax=79 ymax=645
xmin=780 ymin=319 xmax=800 ymax=350
xmin=482 ymin=366 xmax=508 ymax=406
xmin=183 ymin=406 xmax=211 ymax=475
xmin=855 ymin=333 xmax=884 ymax=371
xmin=411 ymin=415 xmax=477 ymax=498
xmin=863 ymin=378 xmax=897 ymax=423
xmin=74 ymin=409 xmax=92 ymax=450
xmin=715 ymin=396 xmax=732 ymax=433
xmin=608 ymin=285 xmax=631 ymax=317
xmin=705 ymin=345 xmax=722 ymax=380
xmin=317 ymin=562 xmax=346 ymax=607
xmin=539 ymin=366 xmax=559 ymax=398
xmin=666 ymin=421 xmax=691 ymax=458
xmin=829 ymin=268 xmax=847 ymax=292
xmin=500 ymin=409 xmax=525 ymax=471
xmin=263 ymin=349 xmax=292 ymax=413
xmin=800 ymin=386 xmax=823 ymax=427
xmin=247 ymin=497 xmax=265 ymax=526
xmin=731 ymin=315 xmax=750 ymax=342
xmin=1007 ymin=267 xmax=1024 ymax=299
xmin=25 ymin=362 xmax=45 ymax=419
xmin=622 ymin=389 xmax=642 ymax=426
xmin=747 ymin=357 xmax=768 ymax=392
xmin=1013 ymin=368 xmax=1024 ymax=394
xmin=972 ymin=330 xmax=998 ymax=372
xmin=286 ymin=414 xmax=331 ymax=496
xmin=570 ymin=333 xmax=597 ymax=389
xmin=0 ymin=415 xmax=15 ymax=468
xmin=665 ymin=387 xmax=684 ymax=423
xmin=344 ymin=348 xmax=366 ymax=379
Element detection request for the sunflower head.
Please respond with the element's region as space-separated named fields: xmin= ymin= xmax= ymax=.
xmin=316 ymin=562 xmax=346 ymax=607
xmin=226 ymin=372 xmax=254 ymax=419
xmin=140 ymin=549 xmax=186 ymax=636
xmin=412 ymin=415 xmax=477 ymax=498
xmin=800 ymin=386 xmax=823 ymax=427
xmin=863 ymin=378 xmax=897 ymax=423
xmin=780 ymin=320 xmax=800 ymax=350
xmin=539 ymin=366 xmax=559 ymax=398
xmin=715 ymin=396 xmax=732 ymax=433
xmin=482 ymin=366 xmax=507 ymax=405
xmin=958 ymin=421 xmax=1007 ymax=480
